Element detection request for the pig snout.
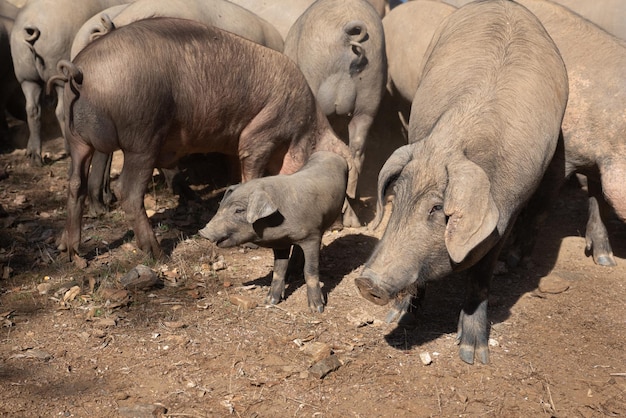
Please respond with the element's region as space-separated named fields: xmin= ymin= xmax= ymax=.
xmin=198 ymin=224 xmax=226 ymax=246
xmin=355 ymin=268 xmax=393 ymax=306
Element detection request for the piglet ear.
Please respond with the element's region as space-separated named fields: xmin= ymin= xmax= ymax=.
xmin=443 ymin=159 xmax=499 ymax=264
xmin=247 ymin=189 xmax=278 ymax=224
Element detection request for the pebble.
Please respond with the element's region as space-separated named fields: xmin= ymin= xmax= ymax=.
xmin=309 ymin=354 xmax=342 ymax=379
xmin=419 ymin=351 xmax=432 ymax=365
xmin=229 ymin=294 xmax=258 ymax=309
xmin=121 ymin=265 xmax=160 ymax=290
xmin=538 ymin=274 xmax=570 ymax=294
xmin=302 ymin=342 xmax=332 ymax=362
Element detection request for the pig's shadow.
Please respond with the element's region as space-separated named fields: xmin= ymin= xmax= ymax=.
xmin=243 ymin=233 xmax=379 ymax=306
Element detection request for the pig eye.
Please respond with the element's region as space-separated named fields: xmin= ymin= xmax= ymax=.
xmin=429 ymin=204 xmax=443 ymax=215
xmin=234 ymin=207 xmax=245 ymax=215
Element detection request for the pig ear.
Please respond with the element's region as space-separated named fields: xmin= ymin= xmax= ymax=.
xmin=370 ymin=144 xmax=415 ymax=230
xmin=443 ymin=159 xmax=499 ymax=264
xmin=247 ymin=189 xmax=278 ymax=224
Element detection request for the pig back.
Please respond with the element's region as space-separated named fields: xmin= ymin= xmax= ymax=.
xmin=69 ymin=18 xmax=318 ymax=158
xmin=409 ymin=0 xmax=568 ymax=216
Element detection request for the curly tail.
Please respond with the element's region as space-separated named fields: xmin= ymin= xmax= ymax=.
xmin=344 ymin=21 xmax=368 ymax=75
xmin=46 ymin=60 xmax=83 ymax=136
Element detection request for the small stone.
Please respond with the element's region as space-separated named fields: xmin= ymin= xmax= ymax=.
xmin=419 ymin=351 xmax=432 ymax=365
xmin=229 ymin=294 xmax=257 ymax=309
xmin=120 ymin=265 xmax=160 ymax=290
xmin=37 ymin=282 xmax=53 ymax=295
xmin=538 ymin=274 xmax=570 ymax=294
xmin=302 ymin=342 xmax=332 ymax=363
xmin=346 ymin=308 xmax=375 ymax=327
xmin=309 ymin=354 xmax=342 ymax=379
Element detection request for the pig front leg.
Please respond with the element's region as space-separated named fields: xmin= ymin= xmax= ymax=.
xmin=115 ymin=153 xmax=163 ymax=259
xmin=300 ymin=239 xmax=325 ymax=313
xmin=585 ymin=178 xmax=616 ymax=266
xmin=456 ymin=241 xmax=504 ymax=365
xmin=87 ymin=151 xmax=113 ymax=217
xmin=266 ymin=247 xmax=290 ymax=305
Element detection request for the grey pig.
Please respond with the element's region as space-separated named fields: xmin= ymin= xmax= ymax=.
xmin=199 ymin=151 xmax=348 ymax=313
xmin=355 ymin=0 xmax=568 ymax=365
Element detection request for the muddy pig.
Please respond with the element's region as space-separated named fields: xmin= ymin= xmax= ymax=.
xmin=200 ymin=151 xmax=348 ymax=313
xmin=355 ymin=0 xmax=568 ymax=364
xmin=49 ymin=17 xmax=355 ymax=262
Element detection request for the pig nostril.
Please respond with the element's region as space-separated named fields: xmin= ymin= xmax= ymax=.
xmin=355 ymin=277 xmax=390 ymax=306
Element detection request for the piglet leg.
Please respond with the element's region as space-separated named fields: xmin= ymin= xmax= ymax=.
xmin=300 ymin=239 xmax=325 ymax=313
xmin=266 ymin=247 xmax=290 ymax=305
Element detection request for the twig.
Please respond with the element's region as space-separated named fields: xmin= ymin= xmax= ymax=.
xmin=284 ymin=396 xmax=320 ymax=410
xmin=546 ymin=384 xmax=556 ymax=413
xmin=610 ymin=373 xmax=626 ymax=377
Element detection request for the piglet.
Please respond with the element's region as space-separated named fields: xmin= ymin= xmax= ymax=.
xmin=199 ymin=151 xmax=348 ymax=313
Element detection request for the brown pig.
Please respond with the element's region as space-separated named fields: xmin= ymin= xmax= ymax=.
xmin=49 ymin=17 xmax=355 ymax=261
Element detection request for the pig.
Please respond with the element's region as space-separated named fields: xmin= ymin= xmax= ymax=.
xmin=48 ymin=17 xmax=355 ymax=262
xmin=354 ymin=0 xmax=569 ymax=364
xmin=199 ymin=151 xmax=348 ymax=312
xmin=442 ymin=0 xmax=626 ymax=40
xmin=10 ymin=0 xmax=131 ymax=166
xmin=229 ymin=0 xmax=387 ymax=39
xmin=69 ymin=0 xmax=286 ymax=217
xmin=507 ymin=0 xmax=626 ymax=267
xmin=284 ymin=0 xmax=387 ymax=209
xmin=1 ymin=15 xmax=24 ymax=144
xmin=71 ymin=0 xmax=284 ymax=59
xmin=382 ymin=0 xmax=455 ymax=124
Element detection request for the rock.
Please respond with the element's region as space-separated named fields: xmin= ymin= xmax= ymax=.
xmin=346 ymin=308 xmax=375 ymax=327
xmin=419 ymin=351 xmax=432 ymax=365
xmin=538 ymin=274 xmax=570 ymax=294
xmin=309 ymin=354 xmax=342 ymax=379
xmin=302 ymin=342 xmax=332 ymax=363
xmin=118 ymin=404 xmax=167 ymax=418
xmin=229 ymin=294 xmax=258 ymax=309
xmin=37 ymin=282 xmax=53 ymax=295
xmin=121 ymin=265 xmax=160 ymax=290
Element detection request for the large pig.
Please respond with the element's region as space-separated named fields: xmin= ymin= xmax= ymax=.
xmin=199 ymin=151 xmax=348 ymax=313
xmin=382 ymin=0 xmax=455 ymax=123
xmin=71 ymin=0 xmax=284 ymax=58
xmin=70 ymin=0 xmax=285 ymax=216
xmin=10 ymin=0 xmax=130 ymax=165
xmin=507 ymin=0 xmax=626 ymax=267
xmin=49 ymin=17 xmax=355 ymax=261
xmin=229 ymin=0 xmax=387 ymax=39
xmin=442 ymin=0 xmax=626 ymax=40
xmin=355 ymin=0 xmax=568 ymax=364
xmin=284 ymin=0 xmax=387 ymax=208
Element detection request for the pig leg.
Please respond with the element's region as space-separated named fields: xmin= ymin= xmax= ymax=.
xmin=347 ymin=113 xmax=373 ymax=199
xmin=21 ymin=80 xmax=43 ymax=166
xmin=115 ymin=152 xmax=162 ymax=259
xmin=456 ymin=238 xmax=507 ymax=365
xmin=266 ymin=247 xmax=290 ymax=305
xmin=87 ymin=151 xmax=113 ymax=217
xmin=59 ymin=140 xmax=93 ymax=261
xmin=300 ymin=238 xmax=325 ymax=313
xmin=53 ymin=84 xmax=68 ymax=154
xmin=585 ymin=178 xmax=616 ymax=266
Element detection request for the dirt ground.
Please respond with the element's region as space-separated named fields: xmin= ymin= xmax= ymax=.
xmin=0 ymin=109 xmax=624 ymax=418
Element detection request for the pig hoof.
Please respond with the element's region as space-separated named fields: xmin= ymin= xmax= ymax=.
xmin=458 ymin=343 xmax=489 ymax=365
xmin=595 ymin=254 xmax=617 ymax=267
xmin=265 ymin=293 xmax=281 ymax=305
xmin=309 ymin=303 xmax=324 ymax=314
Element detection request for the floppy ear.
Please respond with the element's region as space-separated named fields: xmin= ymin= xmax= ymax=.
xmin=443 ymin=159 xmax=499 ymax=264
xmin=370 ymin=143 xmax=415 ymax=230
xmin=246 ymin=189 xmax=278 ymax=224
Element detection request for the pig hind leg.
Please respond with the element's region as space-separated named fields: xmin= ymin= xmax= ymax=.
xmin=59 ymin=140 xmax=93 ymax=260
xmin=585 ymin=177 xmax=616 ymax=266
xmin=115 ymin=152 xmax=162 ymax=259
xmin=21 ymin=80 xmax=43 ymax=165
xmin=346 ymin=113 xmax=374 ymax=198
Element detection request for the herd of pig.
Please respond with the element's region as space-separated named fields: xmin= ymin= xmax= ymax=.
xmin=0 ymin=0 xmax=624 ymax=365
